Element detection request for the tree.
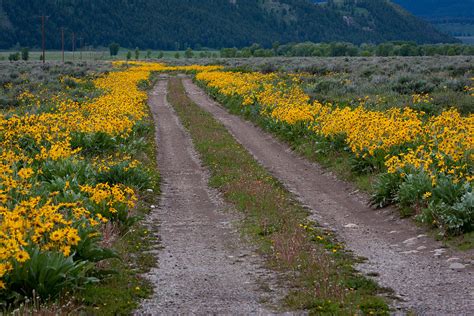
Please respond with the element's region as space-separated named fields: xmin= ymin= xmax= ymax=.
xmin=375 ymin=43 xmax=394 ymax=57
xmin=126 ymin=51 xmax=132 ymax=61
xmin=240 ymin=48 xmax=252 ymax=58
xmin=20 ymin=47 xmax=29 ymax=61
xmin=157 ymin=51 xmax=164 ymax=59
xmin=272 ymin=41 xmax=280 ymax=53
xmin=447 ymin=47 xmax=457 ymax=56
xmin=8 ymin=52 xmax=20 ymax=62
xmin=109 ymin=42 xmax=120 ymax=57
xmin=184 ymin=48 xmax=194 ymax=58
xmin=249 ymin=43 xmax=261 ymax=54
xmin=135 ymin=47 xmax=140 ymax=60
xmin=146 ymin=50 xmax=152 ymax=59
xmin=220 ymin=47 xmax=237 ymax=58
xmin=398 ymin=44 xmax=411 ymax=56
xmin=174 ymin=52 xmax=180 ymax=59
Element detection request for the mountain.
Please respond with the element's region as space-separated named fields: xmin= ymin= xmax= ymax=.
xmin=0 ymin=0 xmax=456 ymax=50
xmin=391 ymin=0 xmax=474 ymax=18
xmin=391 ymin=0 xmax=474 ymax=41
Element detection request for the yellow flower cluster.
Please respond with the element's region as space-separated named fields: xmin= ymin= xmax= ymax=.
xmin=412 ymin=93 xmax=433 ymax=104
xmin=59 ymin=75 xmax=85 ymax=85
xmin=386 ymin=109 xmax=473 ymax=183
xmin=197 ymin=70 xmax=473 ymax=183
xmin=257 ymin=81 xmax=315 ymax=124
xmin=92 ymin=154 xmax=141 ymax=173
xmin=464 ymin=78 xmax=474 ymax=96
xmin=80 ymin=183 xmax=137 ymax=212
xmin=120 ymin=61 xmax=223 ymax=74
xmin=0 ymin=62 xmax=225 ymax=291
xmin=196 ymin=71 xmax=277 ymax=105
xmin=0 ymin=197 xmax=84 ymax=283
xmin=0 ymin=63 xmax=146 ymax=288
xmin=312 ymin=105 xmax=424 ymax=157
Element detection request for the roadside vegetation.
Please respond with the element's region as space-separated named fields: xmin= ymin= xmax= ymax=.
xmin=0 ymin=61 xmax=227 ymax=312
xmin=212 ymin=56 xmax=473 ymax=115
xmin=0 ymin=62 xmax=160 ymax=313
xmin=195 ymin=59 xmax=473 ymax=237
xmin=0 ymin=62 xmax=110 ymax=109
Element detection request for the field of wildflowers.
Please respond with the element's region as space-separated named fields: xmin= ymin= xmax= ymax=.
xmin=0 ymin=62 xmax=153 ymax=305
xmin=196 ymin=70 xmax=473 ymax=234
xmin=0 ymin=61 xmax=221 ymax=307
xmin=0 ymin=58 xmax=470 ymax=309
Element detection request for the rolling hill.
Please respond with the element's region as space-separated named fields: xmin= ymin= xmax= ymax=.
xmin=0 ymin=0 xmax=456 ymax=50
xmin=392 ymin=0 xmax=474 ymax=42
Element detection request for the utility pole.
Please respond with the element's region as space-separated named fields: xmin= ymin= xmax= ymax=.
xmin=79 ymin=37 xmax=84 ymax=60
xmin=41 ymin=15 xmax=46 ymax=63
xmin=72 ymin=32 xmax=75 ymax=61
xmin=61 ymin=27 xmax=65 ymax=63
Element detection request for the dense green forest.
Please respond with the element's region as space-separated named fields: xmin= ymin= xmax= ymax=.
xmin=0 ymin=0 xmax=456 ymax=50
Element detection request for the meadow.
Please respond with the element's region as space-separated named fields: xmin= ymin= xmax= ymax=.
xmin=210 ymin=56 xmax=473 ymax=113
xmin=0 ymin=61 xmax=159 ymax=311
xmin=194 ymin=55 xmax=473 ymax=235
xmin=0 ymin=50 xmax=219 ymax=62
xmin=0 ymin=56 xmax=472 ymax=312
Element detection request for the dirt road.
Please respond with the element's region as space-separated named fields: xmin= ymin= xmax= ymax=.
xmin=182 ymin=78 xmax=474 ymax=315
xmin=137 ymin=79 xmax=279 ymax=314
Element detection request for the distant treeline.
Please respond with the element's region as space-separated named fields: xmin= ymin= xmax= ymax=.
xmin=220 ymin=41 xmax=474 ymax=58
